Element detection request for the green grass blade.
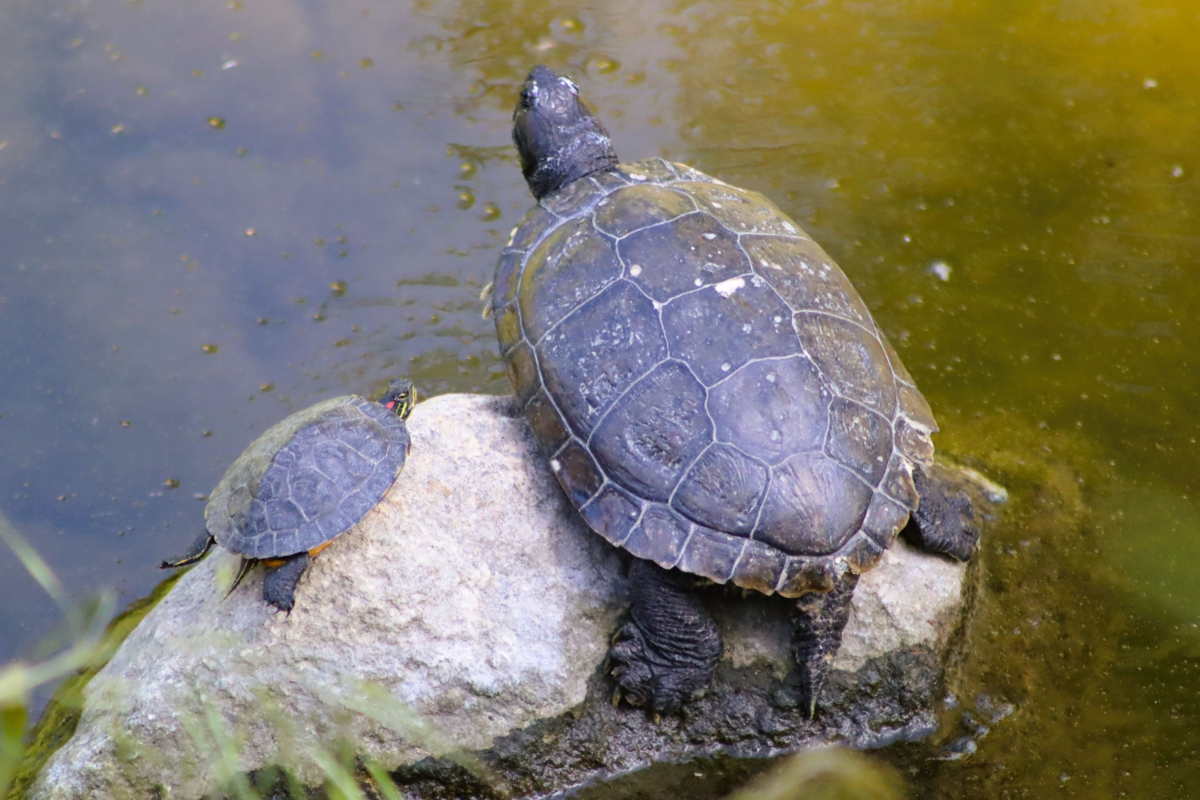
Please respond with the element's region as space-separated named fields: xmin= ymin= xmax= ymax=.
xmin=363 ymin=757 xmax=403 ymax=800
xmin=0 ymin=510 xmax=68 ymax=616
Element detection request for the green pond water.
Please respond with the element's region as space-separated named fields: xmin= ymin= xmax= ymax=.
xmin=1 ymin=0 xmax=1198 ymax=796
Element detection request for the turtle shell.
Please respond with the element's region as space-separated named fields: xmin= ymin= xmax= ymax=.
xmin=494 ymin=159 xmax=937 ymax=598
xmin=204 ymin=395 xmax=410 ymax=559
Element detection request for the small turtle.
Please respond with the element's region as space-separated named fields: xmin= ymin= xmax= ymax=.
xmin=493 ymin=67 xmax=977 ymax=715
xmin=160 ymin=379 xmax=416 ymax=612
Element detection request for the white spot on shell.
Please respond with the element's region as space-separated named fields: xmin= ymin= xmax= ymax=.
xmin=630 ymin=172 xmax=647 ymax=181
xmin=629 ymin=264 xmax=643 ymax=277
xmin=770 ymin=429 xmax=782 ymax=442
xmin=759 ymin=258 xmax=781 ymax=270
xmin=702 ymin=232 xmax=717 ymax=240
xmin=783 ymin=222 xmax=797 ymax=233
xmin=928 ymin=260 xmax=952 ymax=281
xmin=507 ymin=226 xmax=519 ymax=246
xmin=694 ymin=278 xmax=703 ymax=287
xmin=742 ymin=323 xmax=752 ymax=333
xmin=714 ymin=276 xmax=745 ymax=297
xmin=766 ymin=373 xmax=776 ymax=383
xmin=550 ymin=459 xmax=562 ymax=472
xmin=773 ymin=315 xmax=782 ymax=324
xmin=721 ymin=362 xmax=731 ymax=372
xmin=711 ymin=202 xmax=723 ymax=208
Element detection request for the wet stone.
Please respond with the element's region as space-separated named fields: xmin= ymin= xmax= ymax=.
xmin=618 ymin=212 xmax=748 ymax=301
xmin=28 ymin=396 xmax=988 ymax=800
xmin=661 ymin=277 xmax=798 ymax=385
xmin=707 ymin=355 xmax=830 ymax=465
xmin=534 ymin=281 xmax=668 ymax=436
xmin=588 ymin=360 xmax=711 ymax=503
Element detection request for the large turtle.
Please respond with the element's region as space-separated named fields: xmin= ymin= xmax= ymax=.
xmin=160 ymin=379 xmax=416 ymax=612
xmin=492 ymin=66 xmax=977 ymax=715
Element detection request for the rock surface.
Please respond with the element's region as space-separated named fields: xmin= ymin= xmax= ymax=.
xmin=29 ymin=394 xmax=995 ymax=800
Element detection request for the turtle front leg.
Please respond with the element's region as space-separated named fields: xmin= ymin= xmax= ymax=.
xmin=908 ymin=465 xmax=978 ymax=561
xmin=159 ymin=531 xmax=216 ymax=569
xmin=791 ymin=571 xmax=859 ymax=718
xmin=261 ymin=552 xmax=311 ymax=613
xmin=609 ymin=559 xmax=723 ymax=715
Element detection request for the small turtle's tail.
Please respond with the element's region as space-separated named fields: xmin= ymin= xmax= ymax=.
xmin=224 ymin=558 xmax=257 ymax=599
xmin=160 ymin=531 xmax=216 ymax=569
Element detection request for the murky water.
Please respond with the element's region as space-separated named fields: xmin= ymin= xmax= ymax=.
xmin=2 ymin=0 xmax=1197 ymax=796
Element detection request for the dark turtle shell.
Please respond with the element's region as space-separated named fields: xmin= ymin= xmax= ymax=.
xmin=494 ymin=159 xmax=937 ymax=597
xmin=204 ymin=396 xmax=410 ymax=559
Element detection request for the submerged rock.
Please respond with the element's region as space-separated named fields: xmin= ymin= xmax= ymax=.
xmin=28 ymin=394 xmax=997 ymax=800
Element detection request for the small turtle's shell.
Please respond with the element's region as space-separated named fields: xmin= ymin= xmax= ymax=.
xmin=494 ymin=159 xmax=936 ymax=597
xmin=205 ymin=396 xmax=410 ymax=559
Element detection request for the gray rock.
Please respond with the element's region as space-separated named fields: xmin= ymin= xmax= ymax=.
xmin=29 ymin=394 xmax=995 ymax=800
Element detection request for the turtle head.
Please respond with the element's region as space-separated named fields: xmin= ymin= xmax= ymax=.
xmin=380 ymin=379 xmax=416 ymax=420
xmin=513 ymin=66 xmax=618 ymax=201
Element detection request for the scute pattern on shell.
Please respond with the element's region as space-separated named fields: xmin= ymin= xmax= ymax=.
xmin=204 ymin=396 xmax=410 ymax=559
xmin=495 ymin=159 xmax=936 ymax=597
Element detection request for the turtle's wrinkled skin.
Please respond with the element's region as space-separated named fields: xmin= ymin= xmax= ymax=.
xmin=161 ymin=380 xmax=415 ymax=612
xmin=496 ymin=67 xmax=977 ymax=716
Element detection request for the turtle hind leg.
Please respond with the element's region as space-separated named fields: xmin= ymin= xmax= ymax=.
xmin=791 ymin=571 xmax=859 ymax=719
xmin=609 ymin=559 xmax=723 ymax=715
xmin=261 ymin=552 xmax=311 ymax=613
xmin=908 ymin=465 xmax=978 ymax=561
xmin=160 ymin=531 xmax=216 ymax=569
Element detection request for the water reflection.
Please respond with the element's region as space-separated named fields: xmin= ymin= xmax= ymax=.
xmin=2 ymin=0 xmax=1199 ymax=796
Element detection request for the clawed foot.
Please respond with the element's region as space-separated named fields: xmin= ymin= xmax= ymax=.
xmin=911 ymin=466 xmax=979 ymax=561
xmin=608 ymin=619 xmax=714 ymax=715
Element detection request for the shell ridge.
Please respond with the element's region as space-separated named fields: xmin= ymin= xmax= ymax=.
xmin=666 ymin=440 xmax=716 ymax=509
xmin=582 ymin=352 xmax=673 ymax=450
xmin=529 ymin=268 xmax=623 ymax=350
xmin=792 ymin=307 xmax=888 ymax=347
xmin=610 ymin=206 xmax=700 ymax=244
xmin=656 ymin=270 xmax=757 ymax=310
xmin=748 ymin=469 xmax=773 ymax=538
xmin=667 ymin=524 xmax=696 ymax=570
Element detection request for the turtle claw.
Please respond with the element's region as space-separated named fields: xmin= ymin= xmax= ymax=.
xmin=612 ymin=687 xmax=622 ymax=707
